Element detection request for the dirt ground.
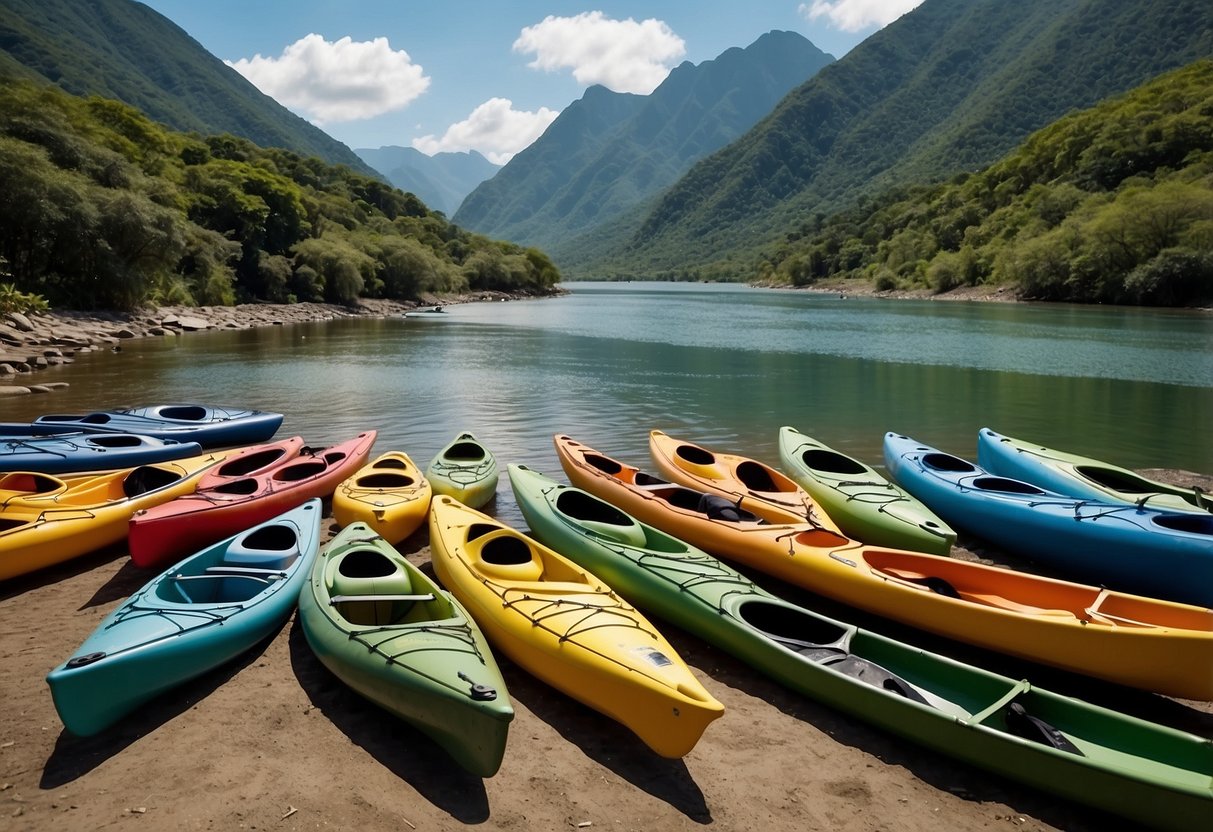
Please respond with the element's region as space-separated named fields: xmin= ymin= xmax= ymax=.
xmin=2 ymin=472 xmax=1211 ymax=832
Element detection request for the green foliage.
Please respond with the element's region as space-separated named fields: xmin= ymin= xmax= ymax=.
xmin=763 ymin=60 xmax=1213 ymax=306
xmin=0 ymin=79 xmax=559 ymax=310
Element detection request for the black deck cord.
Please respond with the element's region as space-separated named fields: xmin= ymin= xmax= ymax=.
xmin=1004 ymin=702 xmax=1083 ymax=755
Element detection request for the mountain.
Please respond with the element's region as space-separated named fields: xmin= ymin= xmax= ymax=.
xmin=583 ymin=0 xmax=1213 ymax=278
xmin=0 ymin=0 xmax=375 ymax=176
xmin=355 ymin=146 xmax=500 ymax=216
xmin=454 ymin=31 xmax=833 ymax=252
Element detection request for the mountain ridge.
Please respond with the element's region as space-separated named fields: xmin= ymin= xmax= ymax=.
xmin=454 ymin=30 xmax=833 ymax=251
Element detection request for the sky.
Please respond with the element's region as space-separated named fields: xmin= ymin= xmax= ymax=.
xmin=138 ymin=1 xmax=925 ymax=164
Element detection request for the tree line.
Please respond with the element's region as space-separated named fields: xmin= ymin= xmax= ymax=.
xmin=0 ymin=80 xmax=560 ymax=311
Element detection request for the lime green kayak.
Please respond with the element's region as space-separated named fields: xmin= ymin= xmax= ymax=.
xmin=778 ymin=426 xmax=955 ymax=554
xmin=425 ymin=432 xmax=499 ymax=508
xmin=508 ymin=464 xmax=1213 ymax=831
xmin=298 ymin=521 xmax=514 ymax=777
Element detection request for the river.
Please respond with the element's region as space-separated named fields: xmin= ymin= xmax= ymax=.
xmin=3 ymin=282 xmax=1210 ymax=527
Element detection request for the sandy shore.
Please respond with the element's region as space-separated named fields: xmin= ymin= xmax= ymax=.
xmin=1 ymin=291 xmax=1210 ymax=831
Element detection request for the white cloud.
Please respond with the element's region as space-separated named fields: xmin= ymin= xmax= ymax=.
xmin=412 ymin=98 xmax=559 ymax=165
xmin=513 ymin=11 xmax=686 ymax=95
xmin=799 ymin=0 xmax=925 ymax=33
xmin=226 ymin=34 xmax=430 ymax=125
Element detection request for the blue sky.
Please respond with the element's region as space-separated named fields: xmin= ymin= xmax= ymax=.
xmin=139 ymin=1 xmax=923 ymax=163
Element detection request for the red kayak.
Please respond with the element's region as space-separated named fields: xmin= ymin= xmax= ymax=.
xmin=128 ymin=431 xmax=376 ymax=569
xmin=194 ymin=435 xmax=307 ymax=489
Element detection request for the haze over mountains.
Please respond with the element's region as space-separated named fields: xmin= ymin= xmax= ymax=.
xmin=354 ymin=147 xmax=500 ymax=217
xmin=453 ymin=30 xmax=834 ymax=253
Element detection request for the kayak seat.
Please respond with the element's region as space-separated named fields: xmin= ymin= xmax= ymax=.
xmin=122 ymin=465 xmax=183 ymax=497
xmin=225 ymin=523 xmax=301 ymax=571
xmin=697 ymin=493 xmax=761 ymax=523
xmin=476 ymin=534 xmax=543 ymax=583
xmin=328 ymin=548 xmax=414 ymax=626
xmin=959 ymin=592 xmax=1075 ymax=618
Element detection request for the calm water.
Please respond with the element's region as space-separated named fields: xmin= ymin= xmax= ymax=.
xmin=4 ymin=282 xmax=1210 ymax=528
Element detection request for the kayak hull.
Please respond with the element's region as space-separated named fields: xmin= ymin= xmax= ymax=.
xmin=46 ymin=500 xmax=321 ymax=736
xmin=332 ymin=452 xmax=432 ymax=543
xmin=298 ymin=522 xmax=513 ymax=777
xmin=129 ymin=432 xmax=377 ymax=570
xmin=777 ymin=426 xmax=955 ymax=554
xmin=425 ymin=432 xmax=498 ymax=508
xmin=977 ymin=427 xmax=1211 ymax=513
xmin=428 ymin=496 xmax=723 ymax=758
xmin=0 ymin=451 xmax=227 ymax=581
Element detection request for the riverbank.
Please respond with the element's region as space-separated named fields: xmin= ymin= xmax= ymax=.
xmin=0 ymin=291 xmax=542 ymax=395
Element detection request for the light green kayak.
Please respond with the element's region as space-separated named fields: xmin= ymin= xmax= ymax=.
xmin=777 ymin=426 xmax=955 ymax=554
xmin=425 ymin=431 xmax=499 ymax=509
xmin=508 ymin=463 xmax=1213 ymax=831
xmin=977 ymin=427 xmax=1211 ymax=513
xmin=298 ymin=521 xmax=514 ymax=777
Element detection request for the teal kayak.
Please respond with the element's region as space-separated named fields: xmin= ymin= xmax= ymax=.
xmin=425 ymin=432 xmax=499 ymax=508
xmin=508 ymin=463 xmax=1213 ymax=831
xmin=778 ymin=426 xmax=955 ymax=554
xmin=298 ymin=521 xmax=514 ymax=777
xmin=46 ymin=499 xmax=322 ymax=736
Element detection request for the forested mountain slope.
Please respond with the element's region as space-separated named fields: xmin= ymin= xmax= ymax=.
xmin=454 ymin=31 xmax=832 ymax=251
xmin=0 ymin=0 xmax=374 ymax=175
xmin=769 ymin=60 xmax=1213 ymax=306
xmin=585 ymin=0 xmax=1213 ymax=278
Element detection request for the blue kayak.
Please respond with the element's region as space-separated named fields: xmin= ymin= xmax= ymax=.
xmin=0 ymin=433 xmax=202 ymax=473
xmin=0 ymin=403 xmax=282 ymax=448
xmin=883 ymin=433 xmax=1213 ymax=607
xmin=46 ymin=499 xmax=322 ymax=736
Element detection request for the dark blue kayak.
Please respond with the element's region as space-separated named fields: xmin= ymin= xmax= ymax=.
xmin=0 ymin=403 xmax=282 ymax=448
xmin=0 ymin=433 xmax=202 ymax=473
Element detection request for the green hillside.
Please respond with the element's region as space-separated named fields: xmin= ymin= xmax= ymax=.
xmin=0 ymin=0 xmax=375 ymax=176
xmin=455 ymin=31 xmax=832 ymax=253
xmin=582 ymin=0 xmax=1213 ymax=279
xmin=768 ymin=60 xmax=1213 ymax=306
xmin=0 ymin=81 xmax=558 ymax=311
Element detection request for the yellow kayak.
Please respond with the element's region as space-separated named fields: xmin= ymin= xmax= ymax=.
xmin=649 ymin=429 xmax=842 ymax=529
xmin=332 ymin=451 xmax=433 ymax=544
xmin=428 ymin=495 xmax=724 ymax=756
xmin=0 ymin=450 xmax=229 ymax=581
xmin=557 ymin=434 xmax=1213 ymax=700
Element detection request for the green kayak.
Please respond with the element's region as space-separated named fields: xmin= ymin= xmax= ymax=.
xmin=425 ymin=432 xmax=499 ymax=509
xmin=508 ymin=463 xmax=1213 ymax=831
xmin=298 ymin=521 xmax=514 ymax=777
xmin=777 ymin=426 xmax=955 ymax=554
xmin=977 ymin=427 xmax=1211 ymax=513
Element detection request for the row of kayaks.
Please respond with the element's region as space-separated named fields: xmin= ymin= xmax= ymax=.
xmin=12 ymin=409 xmax=1211 ymax=830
